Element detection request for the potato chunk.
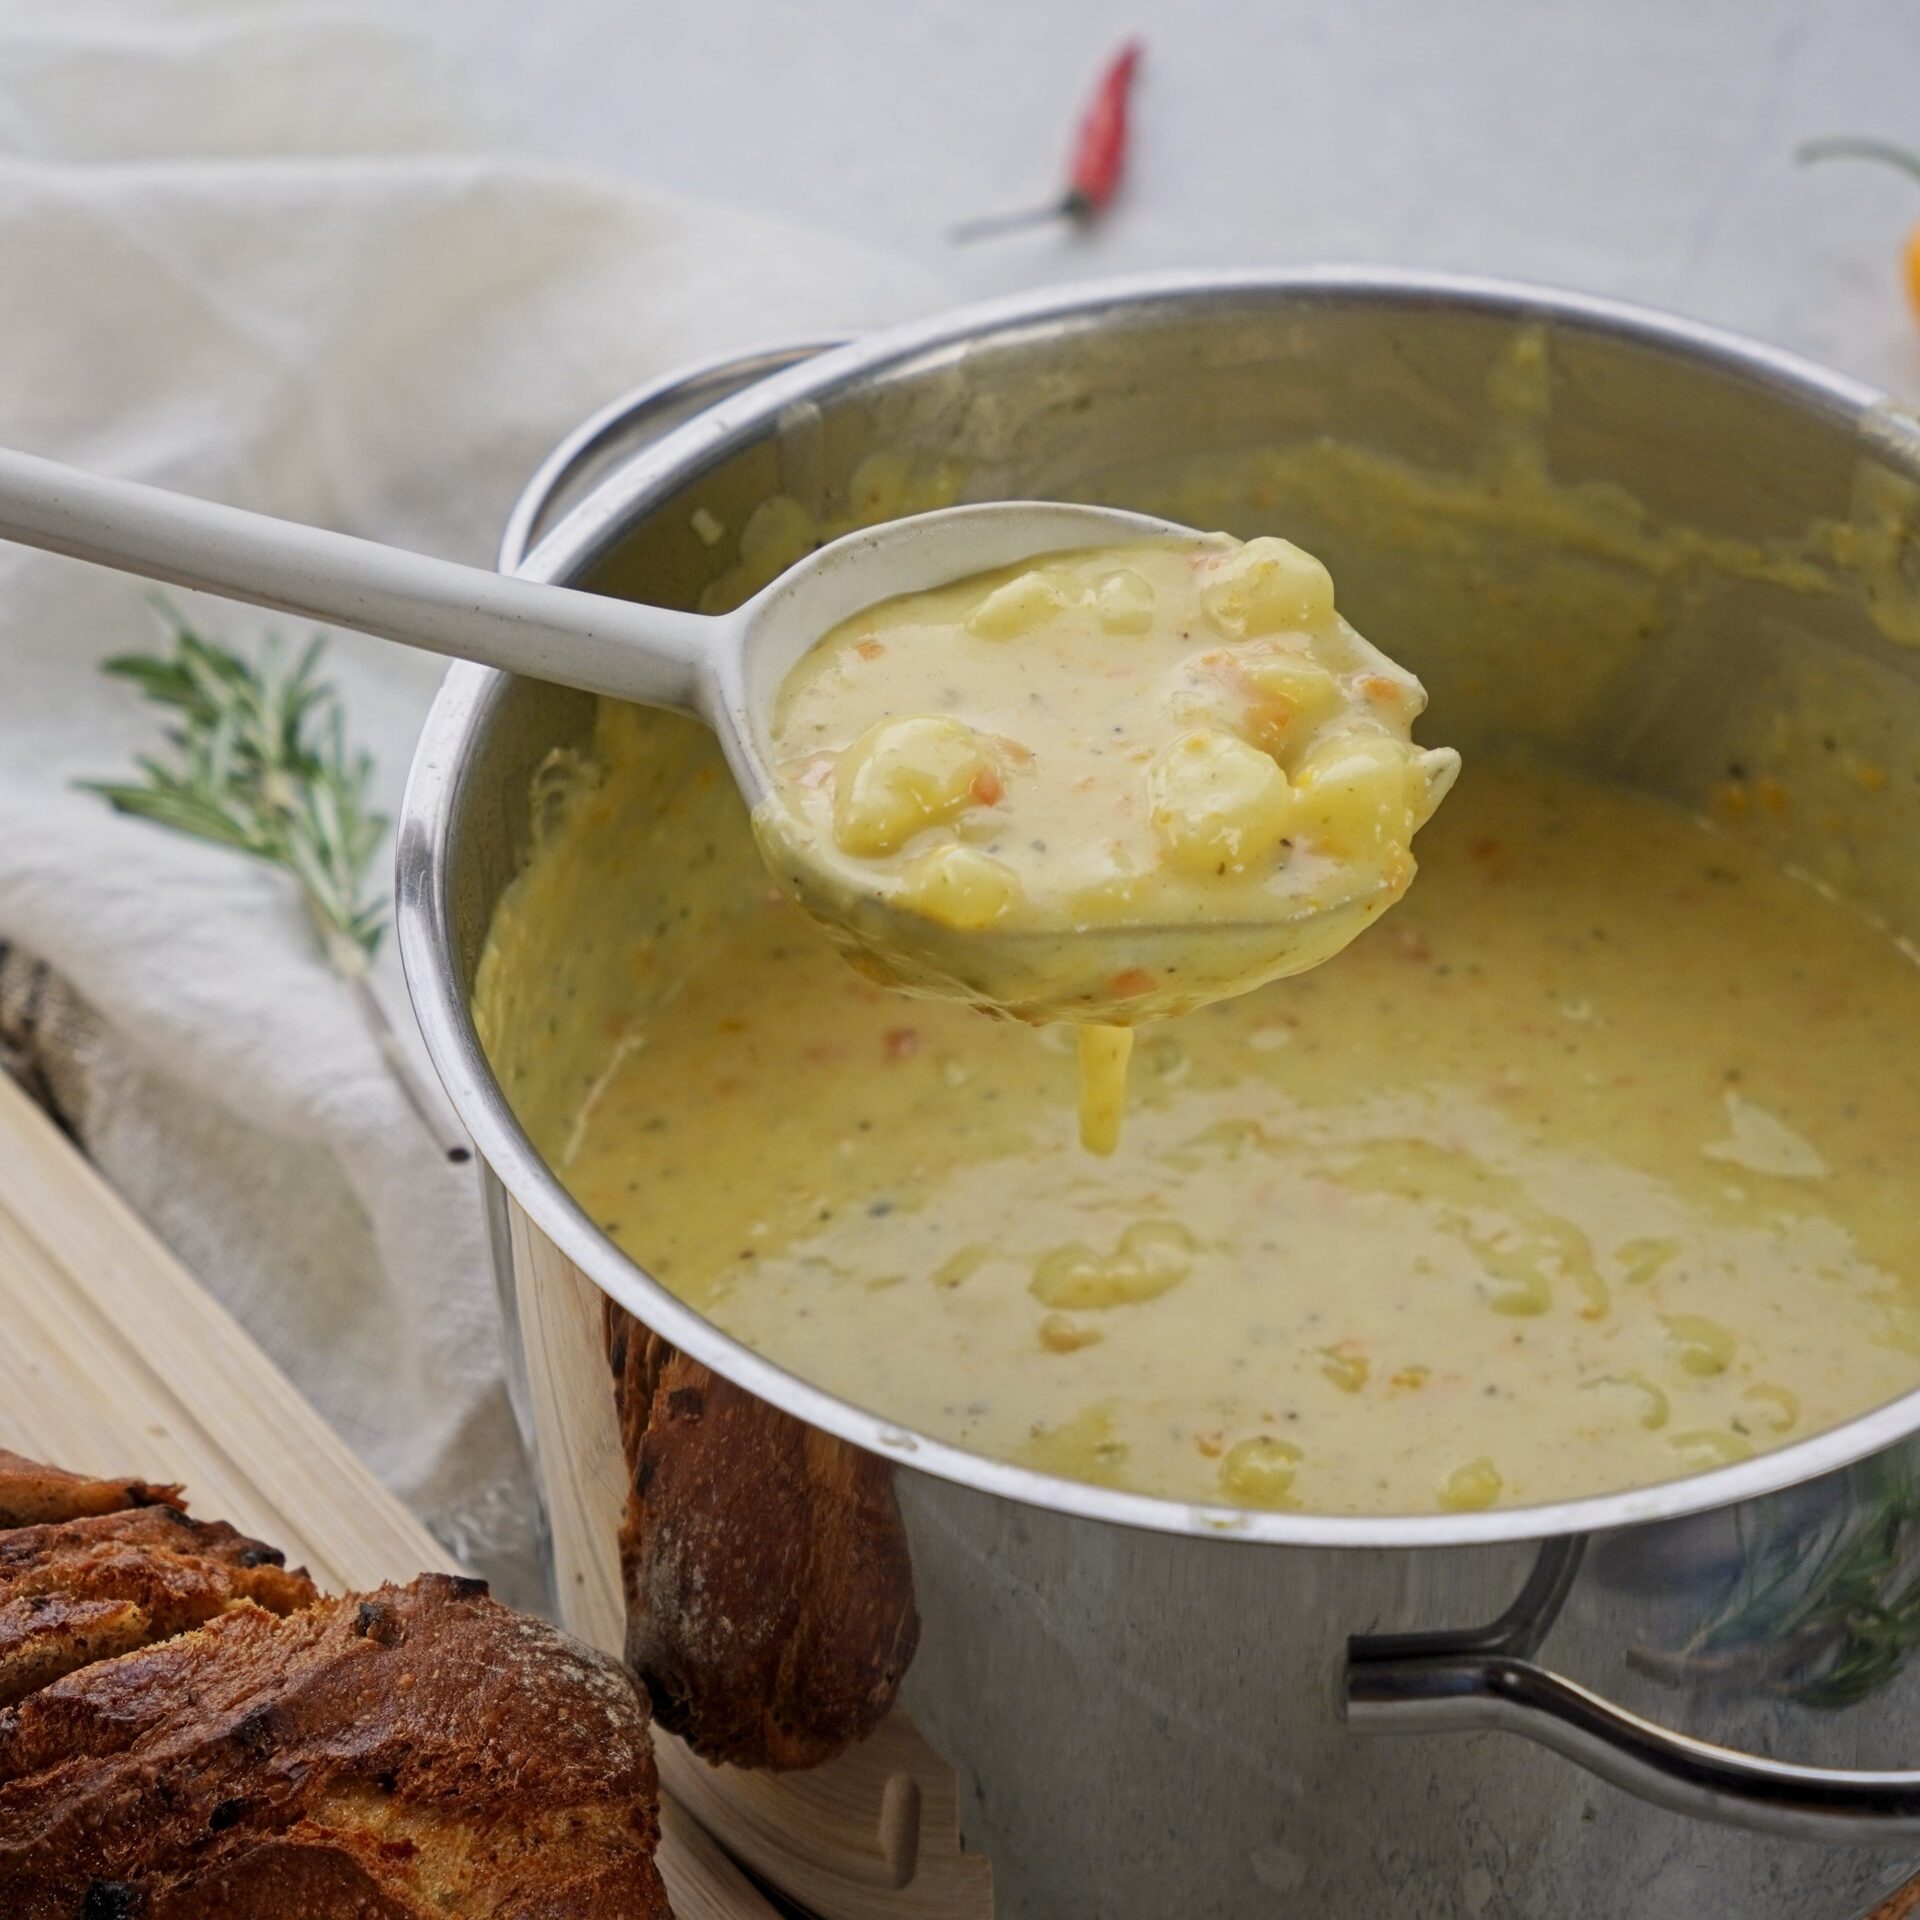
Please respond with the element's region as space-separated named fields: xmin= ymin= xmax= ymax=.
xmin=1219 ymin=1435 xmax=1303 ymax=1507
xmin=967 ymin=569 xmax=1068 ymax=640
xmin=1094 ymin=569 xmax=1155 ymax=634
xmin=1199 ymin=536 xmax=1336 ymax=638
xmin=1218 ymin=647 xmax=1345 ymax=759
xmin=1030 ymin=1220 xmax=1199 ymax=1310
xmin=1148 ymin=729 xmax=1294 ymax=877
xmin=832 ymin=716 xmax=996 ymax=857
xmin=897 ymin=843 xmax=1020 ymax=929
xmin=1438 ymin=1458 xmax=1504 ymax=1511
xmin=1288 ymin=733 xmax=1416 ymax=858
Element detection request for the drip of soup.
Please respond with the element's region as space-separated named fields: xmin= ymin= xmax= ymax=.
xmin=478 ymin=709 xmax=1920 ymax=1517
xmin=754 ymin=535 xmax=1457 ymax=1149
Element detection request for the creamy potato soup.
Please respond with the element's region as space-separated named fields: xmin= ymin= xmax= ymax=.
xmin=477 ymin=705 xmax=1920 ymax=1516
xmin=754 ymin=536 xmax=1458 ymax=1149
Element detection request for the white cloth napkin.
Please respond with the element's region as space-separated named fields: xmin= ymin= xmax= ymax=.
xmin=0 ymin=0 xmax=939 ymax=1604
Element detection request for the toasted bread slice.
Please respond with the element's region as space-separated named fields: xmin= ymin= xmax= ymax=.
xmin=0 ymin=1507 xmax=317 ymax=1709
xmin=0 ymin=1573 xmax=671 ymax=1918
xmin=0 ymin=1449 xmax=180 ymax=1529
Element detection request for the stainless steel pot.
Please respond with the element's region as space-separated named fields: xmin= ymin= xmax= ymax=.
xmin=397 ymin=271 xmax=1920 ymax=1920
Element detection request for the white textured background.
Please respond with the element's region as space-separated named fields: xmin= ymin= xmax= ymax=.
xmin=394 ymin=0 xmax=1920 ymax=394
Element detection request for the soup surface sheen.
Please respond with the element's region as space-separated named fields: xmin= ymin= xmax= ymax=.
xmin=482 ymin=713 xmax=1920 ymax=1515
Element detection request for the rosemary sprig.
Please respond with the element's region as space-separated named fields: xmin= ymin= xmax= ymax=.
xmin=1630 ymin=1456 xmax=1920 ymax=1707
xmin=87 ymin=619 xmax=387 ymax=963
xmin=84 ymin=608 xmax=469 ymax=1161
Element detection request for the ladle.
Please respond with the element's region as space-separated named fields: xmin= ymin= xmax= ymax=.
xmin=0 ymin=448 xmax=1441 ymax=1020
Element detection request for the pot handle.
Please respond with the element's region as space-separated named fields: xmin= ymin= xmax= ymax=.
xmin=1348 ymin=1625 xmax=1920 ymax=1841
xmin=499 ymin=337 xmax=848 ymax=571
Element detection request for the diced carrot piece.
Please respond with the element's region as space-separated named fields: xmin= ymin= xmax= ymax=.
xmin=855 ymin=638 xmax=886 ymax=660
xmin=970 ymin=768 xmax=1005 ymax=806
xmin=1107 ymin=967 xmax=1156 ymax=998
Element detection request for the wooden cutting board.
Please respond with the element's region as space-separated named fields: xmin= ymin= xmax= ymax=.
xmin=0 ymin=1067 xmax=774 ymax=1920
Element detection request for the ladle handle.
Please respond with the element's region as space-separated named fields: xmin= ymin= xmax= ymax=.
xmin=0 ymin=445 xmax=710 ymax=710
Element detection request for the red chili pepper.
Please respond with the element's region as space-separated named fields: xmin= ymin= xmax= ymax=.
xmin=1066 ymin=39 xmax=1143 ymax=214
xmin=953 ymin=40 xmax=1144 ymax=242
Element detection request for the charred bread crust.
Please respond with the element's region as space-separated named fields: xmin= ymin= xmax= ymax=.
xmin=607 ymin=1305 xmax=920 ymax=1771
xmin=0 ymin=1508 xmax=319 ymax=1708
xmin=0 ymin=1573 xmax=671 ymax=1919
xmin=0 ymin=1450 xmax=181 ymax=1529
xmin=0 ymin=1505 xmax=313 ymax=1593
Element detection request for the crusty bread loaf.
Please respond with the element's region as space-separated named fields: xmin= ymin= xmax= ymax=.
xmin=0 ymin=1449 xmax=179 ymax=1528
xmin=0 ymin=1453 xmax=671 ymax=1917
xmin=608 ymin=1306 xmax=919 ymax=1771
xmin=0 ymin=1572 xmax=672 ymax=1919
xmin=0 ymin=1506 xmax=317 ymax=1707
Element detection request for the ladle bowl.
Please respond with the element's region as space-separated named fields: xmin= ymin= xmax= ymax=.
xmin=0 ymin=452 xmax=1437 ymax=1018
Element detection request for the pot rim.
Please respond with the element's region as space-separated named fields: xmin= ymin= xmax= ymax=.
xmin=398 ymin=263 xmax=1920 ymax=1550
